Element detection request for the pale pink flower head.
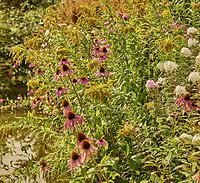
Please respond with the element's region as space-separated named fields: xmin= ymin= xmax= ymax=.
xmin=27 ymin=89 xmax=35 ymax=96
xmin=79 ymin=76 xmax=88 ymax=84
xmin=67 ymin=151 xmax=82 ymax=172
xmin=80 ymin=139 xmax=97 ymax=163
xmin=192 ymin=100 xmax=200 ymax=113
xmin=60 ymin=64 xmax=76 ymax=76
xmin=37 ymin=68 xmax=44 ymax=76
xmin=0 ymin=99 xmax=4 ymax=103
xmin=58 ymin=57 xmax=71 ymax=66
xmin=192 ymin=171 xmax=200 ymax=183
xmin=28 ymin=62 xmax=35 ymax=68
xmin=39 ymin=161 xmax=51 ymax=176
xmin=95 ymin=66 xmax=110 ymax=78
xmin=122 ymin=14 xmax=128 ymax=20
xmin=64 ymin=111 xmax=85 ymax=129
xmin=13 ymin=60 xmax=19 ymax=68
xmin=31 ymin=99 xmax=38 ymax=109
xmin=62 ymin=99 xmax=72 ymax=116
xmin=146 ymin=80 xmax=159 ymax=91
xmin=175 ymin=93 xmax=192 ymax=111
xmin=96 ymin=138 xmax=106 ymax=148
xmin=56 ymin=86 xmax=68 ymax=96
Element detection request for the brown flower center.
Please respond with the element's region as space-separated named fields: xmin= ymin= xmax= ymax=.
xmin=71 ymin=151 xmax=80 ymax=160
xmin=95 ymin=47 xmax=99 ymax=51
xmin=67 ymin=111 xmax=75 ymax=120
xmin=81 ymin=139 xmax=91 ymax=149
xmin=13 ymin=60 xmax=17 ymax=64
xmin=36 ymin=97 xmax=40 ymax=101
xmin=62 ymin=64 xmax=69 ymax=71
xmin=100 ymin=54 xmax=104 ymax=58
xmin=32 ymin=99 xmax=36 ymax=104
xmin=39 ymin=161 xmax=46 ymax=168
xmin=55 ymin=68 xmax=60 ymax=75
xmin=192 ymin=100 xmax=197 ymax=106
xmin=102 ymin=47 xmax=107 ymax=53
xmin=99 ymin=66 xmax=105 ymax=73
xmin=183 ymin=93 xmax=190 ymax=101
xmin=57 ymin=86 xmax=62 ymax=90
xmin=62 ymin=57 xmax=66 ymax=61
xmin=72 ymin=78 xmax=77 ymax=83
xmin=81 ymin=76 xmax=86 ymax=80
xmin=99 ymin=138 xmax=103 ymax=142
xmin=18 ymin=94 xmax=21 ymax=97
xmin=76 ymin=132 xmax=87 ymax=142
xmin=62 ymin=99 xmax=69 ymax=107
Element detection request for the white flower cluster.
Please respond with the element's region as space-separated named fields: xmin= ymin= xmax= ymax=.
xmin=187 ymin=27 xmax=199 ymax=35
xmin=196 ymin=53 xmax=200 ymax=65
xmin=157 ymin=77 xmax=167 ymax=85
xmin=157 ymin=61 xmax=178 ymax=72
xmin=177 ymin=133 xmax=200 ymax=144
xmin=188 ymin=38 xmax=199 ymax=47
xmin=188 ymin=71 xmax=200 ymax=83
xmin=175 ymin=85 xmax=187 ymax=96
xmin=180 ymin=47 xmax=192 ymax=57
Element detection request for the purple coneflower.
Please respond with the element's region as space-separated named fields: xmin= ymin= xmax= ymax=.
xmin=58 ymin=57 xmax=71 ymax=66
xmin=93 ymin=46 xmax=101 ymax=55
xmin=56 ymin=86 xmax=68 ymax=96
xmin=192 ymin=100 xmax=200 ymax=113
xmin=53 ymin=68 xmax=61 ymax=80
xmin=17 ymin=94 xmax=22 ymax=100
xmin=39 ymin=161 xmax=51 ymax=176
xmin=79 ymin=76 xmax=88 ymax=84
xmin=98 ymin=54 xmax=107 ymax=63
xmin=31 ymin=99 xmax=38 ymax=109
xmin=72 ymin=78 xmax=78 ymax=85
xmin=95 ymin=66 xmax=110 ymax=78
xmin=76 ymin=132 xmax=94 ymax=148
xmin=37 ymin=68 xmax=44 ymax=75
xmin=96 ymin=138 xmax=106 ymax=148
xmin=28 ymin=62 xmax=35 ymax=68
xmin=64 ymin=111 xmax=85 ymax=129
xmin=13 ymin=60 xmax=19 ymax=68
xmin=27 ymin=89 xmax=35 ymax=96
xmin=67 ymin=151 xmax=82 ymax=172
xmin=61 ymin=64 xmax=76 ymax=76
xmin=146 ymin=80 xmax=159 ymax=91
xmin=62 ymin=99 xmax=72 ymax=116
xmin=175 ymin=93 xmax=192 ymax=111
xmin=80 ymin=139 xmax=97 ymax=163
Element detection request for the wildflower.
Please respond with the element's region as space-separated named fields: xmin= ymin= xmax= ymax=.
xmin=76 ymin=132 xmax=94 ymax=148
xmin=39 ymin=161 xmax=51 ymax=176
xmin=37 ymin=68 xmax=44 ymax=76
xmin=96 ymin=138 xmax=106 ymax=148
xmin=156 ymin=77 xmax=167 ymax=85
xmin=72 ymin=78 xmax=78 ymax=85
xmin=157 ymin=62 xmax=165 ymax=71
xmin=0 ymin=99 xmax=4 ymax=103
xmin=163 ymin=61 xmax=178 ymax=72
xmin=192 ymin=171 xmax=200 ymax=183
xmin=64 ymin=111 xmax=85 ymax=129
xmin=67 ymin=151 xmax=82 ymax=172
xmin=62 ymin=99 xmax=72 ymax=116
xmin=53 ymin=68 xmax=61 ymax=80
xmin=175 ymin=93 xmax=192 ymax=111
xmin=146 ymin=80 xmax=159 ymax=91
xmin=122 ymin=14 xmax=128 ymax=20
xmin=184 ymin=152 xmax=188 ymax=157
xmin=188 ymin=38 xmax=199 ymax=47
xmin=80 ymin=139 xmax=97 ymax=163
xmin=27 ymin=89 xmax=35 ymax=96
xmin=101 ymin=45 xmax=112 ymax=55
xmin=31 ymin=99 xmax=38 ymax=109
xmin=13 ymin=60 xmax=19 ymax=68
xmin=192 ymin=100 xmax=200 ymax=113
xmin=180 ymin=47 xmax=192 ymax=57
xmin=56 ymin=86 xmax=68 ymax=96
xmin=192 ymin=134 xmax=200 ymax=143
xmin=188 ymin=71 xmax=200 ymax=84
xmin=175 ymin=85 xmax=187 ymax=96
xmin=17 ymin=94 xmax=22 ymax=100
xmin=58 ymin=57 xmax=71 ymax=66
xmin=93 ymin=46 xmax=101 ymax=55
xmin=179 ymin=133 xmax=193 ymax=142
xmin=196 ymin=54 xmax=200 ymax=65
xmin=79 ymin=76 xmax=88 ymax=84
xmin=61 ymin=64 xmax=76 ymax=76
xmin=29 ymin=62 xmax=35 ymax=68
xmin=98 ymin=54 xmax=107 ymax=63
xmin=187 ymin=27 xmax=199 ymax=35
xmin=95 ymin=66 xmax=110 ymax=78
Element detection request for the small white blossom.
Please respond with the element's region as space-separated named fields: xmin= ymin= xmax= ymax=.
xmin=157 ymin=77 xmax=167 ymax=85
xmin=180 ymin=47 xmax=192 ymax=57
xmin=163 ymin=61 xmax=178 ymax=72
xmin=196 ymin=54 xmax=200 ymax=65
xmin=156 ymin=62 xmax=165 ymax=71
xmin=188 ymin=71 xmax=200 ymax=83
xmin=179 ymin=133 xmax=193 ymax=142
xmin=188 ymin=38 xmax=199 ymax=47
xmin=187 ymin=27 xmax=199 ymax=35
xmin=45 ymin=30 xmax=49 ymax=36
xmin=175 ymin=85 xmax=187 ymax=96
xmin=192 ymin=134 xmax=200 ymax=144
